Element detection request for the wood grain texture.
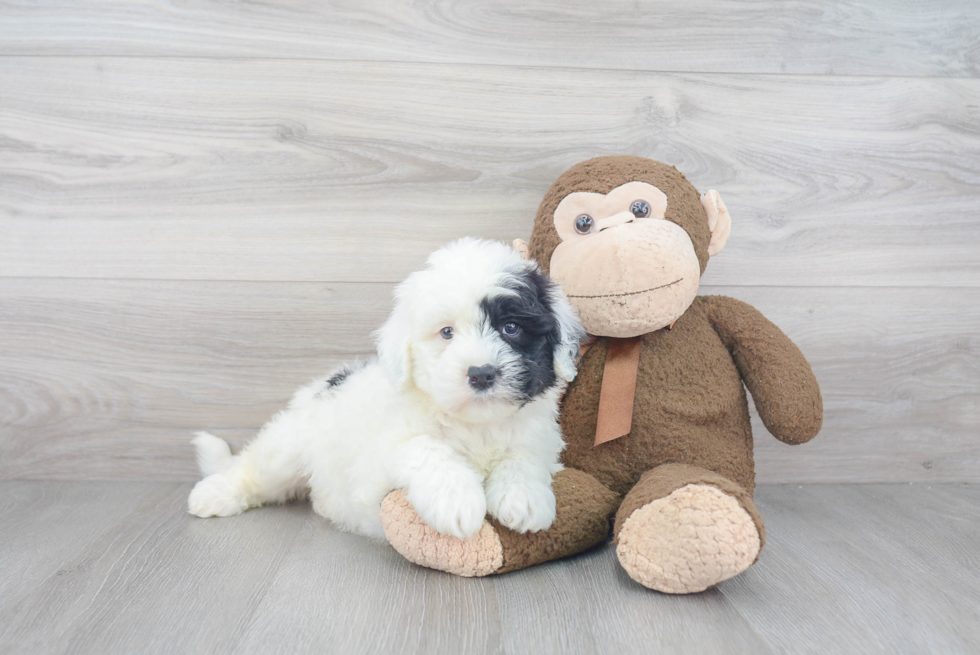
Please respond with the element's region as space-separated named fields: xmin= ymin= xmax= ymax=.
xmin=0 ymin=483 xmax=305 ymax=654
xmin=0 ymin=279 xmax=385 ymax=479
xmin=488 ymin=548 xmax=773 ymax=655
xmin=0 ymin=1 xmax=977 ymax=77
xmin=0 ymin=481 xmax=170 ymax=614
xmin=1 ymin=482 xmax=977 ymax=654
xmin=238 ymin=517 xmax=775 ymax=655
xmin=1 ymin=279 xmax=976 ymax=482
xmin=234 ymin=512 xmax=507 ymax=655
xmin=726 ymin=484 xmax=980 ymax=653
xmin=2 ymin=58 xmax=979 ymax=286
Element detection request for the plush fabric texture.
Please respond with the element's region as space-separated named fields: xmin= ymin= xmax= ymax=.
xmin=616 ymin=483 xmax=761 ymax=593
xmin=701 ymin=189 xmax=732 ymax=257
xmin=594 ymin=336 xmax=642 ymax=445
xmin=562 ymin=299 xmax=753 ymax=495
xmin=612 ymin=463 xmax=765 ymax=548
xmin=549 ymin=216 xmax=702 ymax=337
xmin=379 ymin=468 xmax=619 ymax=577
xmin=381 ymin=490 xmax=504 ymax=577
xmin=492 ymin=468 xmax=620 ymax=574
xmin=561 ymin=296 xmax=821 ymax=498
xmin=530 ymin=156 xmax=711 ymax=276
xmin=705 ymin=296 xmax=824 ymax=444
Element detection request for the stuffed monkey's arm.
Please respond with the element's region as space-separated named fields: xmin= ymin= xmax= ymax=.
xmin=706 ymin=295 xmax=823 ymax=445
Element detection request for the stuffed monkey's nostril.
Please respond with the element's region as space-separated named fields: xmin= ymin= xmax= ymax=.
xmin=597 ymin=212 xmax=636 ymax=232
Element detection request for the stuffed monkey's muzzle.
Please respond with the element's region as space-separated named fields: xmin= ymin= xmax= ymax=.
xmin=549 ymin=220 xmax=701 ymax=338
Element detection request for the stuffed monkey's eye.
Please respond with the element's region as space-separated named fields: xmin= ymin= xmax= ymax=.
xmin=574 ymin=214 xmax=594 ymax=234
xmin=502 ymin=322 xmax=520 ymax=336
xmin=440 ymin=327 xmax=454 ymax=340
xmin=630 ymin=199 xmax=651 ymax=218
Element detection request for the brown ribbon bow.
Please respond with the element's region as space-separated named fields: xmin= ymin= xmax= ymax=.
xmin=594 ymin=337 xmax=643 ymax=446
xmin=579 ymin=323 xmax=674 ymax=447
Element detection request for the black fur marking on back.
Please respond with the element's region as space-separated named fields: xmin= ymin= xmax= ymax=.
xmin=326 ymin=367 xmax=354 ymax=388
xmin=480 ymin=265 xmax=562 ymax=401
xmin=315 ymin=361 xmax=366 ymax=398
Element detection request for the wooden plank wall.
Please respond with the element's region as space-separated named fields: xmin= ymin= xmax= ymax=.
xmin=1 ymin=2 xmax=978 ymax=482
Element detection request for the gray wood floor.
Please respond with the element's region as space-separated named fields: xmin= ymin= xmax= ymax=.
xmin=0 ymin=482 xmax=977 ymax=654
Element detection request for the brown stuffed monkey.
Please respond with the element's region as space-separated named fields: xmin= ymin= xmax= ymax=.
xmin=380 ymin=156 xmax=823 ymax=593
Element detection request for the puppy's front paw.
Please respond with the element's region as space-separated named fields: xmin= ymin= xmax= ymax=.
xmin=486 ymin=479 xmax=556 ymax=534
xmin=407 ymin=471 xmax=487 ymax=539
xmin=188 ymin=474 xmax=248 ymax=518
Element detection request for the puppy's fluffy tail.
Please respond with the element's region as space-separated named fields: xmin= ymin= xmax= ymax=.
xmin=192 ymin=431 xmax=234 ymax=476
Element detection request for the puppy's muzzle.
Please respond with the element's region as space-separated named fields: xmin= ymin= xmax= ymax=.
xmin=467 ymin=364 xmax=498 ymax=392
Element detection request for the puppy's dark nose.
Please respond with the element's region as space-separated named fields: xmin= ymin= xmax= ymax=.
xmin=468 ymin=364 xmax=498 ymax=391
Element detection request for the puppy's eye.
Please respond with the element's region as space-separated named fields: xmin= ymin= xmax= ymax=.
xmin=440 ymin=327 xmax=454 ymax=340
xmin=502 ymin=322 xmax=520 ymax=336
xmin=574 ymin=214 xmax=594 ymax=234
xmin=630 ymin=200 xmax=651 ymax=218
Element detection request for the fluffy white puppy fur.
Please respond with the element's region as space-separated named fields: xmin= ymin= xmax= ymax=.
xmin=188 ymin=238 xmax=584 ymax=539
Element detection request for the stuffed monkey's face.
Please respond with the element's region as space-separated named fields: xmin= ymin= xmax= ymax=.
xmin=549 ymin=181 xmax=702 ymax=338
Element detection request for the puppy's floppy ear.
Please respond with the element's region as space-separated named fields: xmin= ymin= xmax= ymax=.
xmin=375 ymin=281 xmax=414 ymax=391
xmin=547 ymin=281 xmax=585 ymax=383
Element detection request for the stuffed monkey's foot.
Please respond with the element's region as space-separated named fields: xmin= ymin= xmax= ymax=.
xmin=614 ymin=464 xmax=763 ymax=594
xmin=381 ymin=469 xmax=620 ymax=577
xmin=381 ymin=490 xmax=504 ymax=577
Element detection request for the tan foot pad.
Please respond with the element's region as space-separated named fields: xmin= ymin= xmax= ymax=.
xmin=380 ymin=490 xmax=504 ymax=577
xmin=616 ymin=484 xmax=761 ymax=594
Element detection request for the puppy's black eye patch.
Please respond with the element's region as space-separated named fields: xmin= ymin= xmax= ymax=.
xmin=483 ymin=285 xmax=558 ymax=338
xmin=488 ymin=302 xmax=555 ymax=338
xmin=480 ymin=266 xmax=564 ymax=400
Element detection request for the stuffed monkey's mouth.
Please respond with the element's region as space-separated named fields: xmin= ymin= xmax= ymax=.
xmin=565 ymin=278 xmax=683 ymax=299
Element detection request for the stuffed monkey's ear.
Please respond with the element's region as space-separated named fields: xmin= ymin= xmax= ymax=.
xmin=374 ymin=283 xmax=414 ymax=391
xmin=512 ymin=238 xmax=530 ymax=260
xmin=701 ymin=190 xmax=732 ymax=257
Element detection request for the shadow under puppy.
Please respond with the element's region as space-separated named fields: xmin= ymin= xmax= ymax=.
xmin=188 ymin=238 xmax=583 ymax=541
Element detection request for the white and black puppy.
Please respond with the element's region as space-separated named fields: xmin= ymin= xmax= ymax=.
xmin=188 ymin=238 xmax=583 ymax=539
